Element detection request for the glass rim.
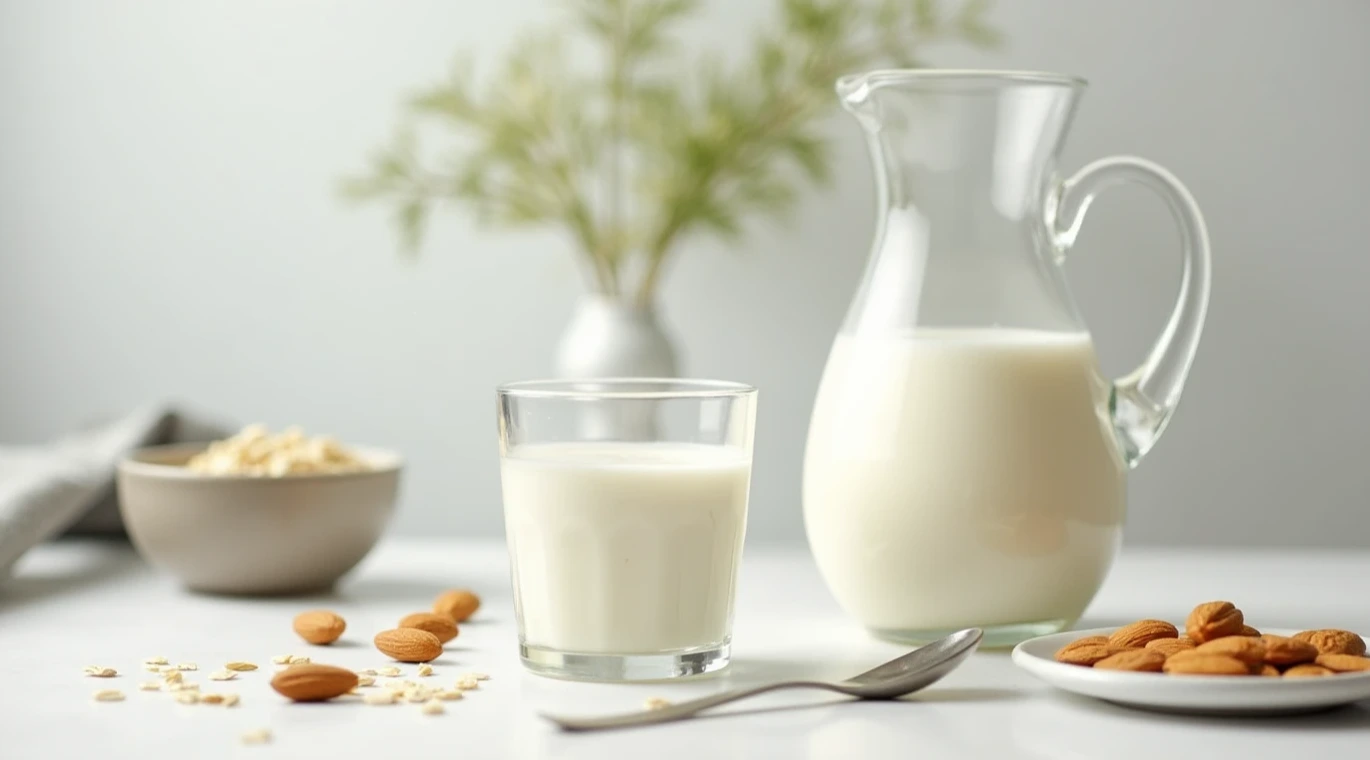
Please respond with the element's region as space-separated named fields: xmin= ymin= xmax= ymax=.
xmin=497 ymin=377 xmax=756 ymax=400
xmin=837 ymin=68 xmax=1088 ymax=95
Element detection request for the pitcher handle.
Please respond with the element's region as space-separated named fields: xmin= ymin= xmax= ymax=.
xmin=1050 ymin=156 xmax=1212 ymax=468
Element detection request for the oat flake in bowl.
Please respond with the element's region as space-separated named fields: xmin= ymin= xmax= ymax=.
xmin=185 ymin=424 xmax=372 ymax=477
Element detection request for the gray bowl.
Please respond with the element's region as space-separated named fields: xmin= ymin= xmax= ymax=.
xmin=117 ymin=443 xmax=402 ymax=595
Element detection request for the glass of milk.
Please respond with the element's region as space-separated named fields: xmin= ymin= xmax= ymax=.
xmin=496 ymin=379 xmax=757 ymax=681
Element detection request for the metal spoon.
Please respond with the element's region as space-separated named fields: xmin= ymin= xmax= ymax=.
xmin=542 ymin=627 xmax=983 ymax=732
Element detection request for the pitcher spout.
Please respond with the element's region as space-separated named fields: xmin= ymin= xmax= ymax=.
xmin=835 ymin=71 xmax=890 ymax=131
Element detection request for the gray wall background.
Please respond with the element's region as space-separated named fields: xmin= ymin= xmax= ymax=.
xmin=2 ymin=0 xmax=1367 ymax=546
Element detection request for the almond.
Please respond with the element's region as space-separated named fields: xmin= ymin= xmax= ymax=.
xmin=1259 ymin=635 xmax=1318 ymax=666
xmin=292 ymin=610 xmax=346 ymax=645
xmin=433 ymin=589 xmax=481 ymax=623
xmin=1094 ymin=649 xmax=1166 ymax=673
xmin=1054 ymin=637 xmax=1119 ymax=666
xmin=398 ymin=612 xmax=459 ymax=644
xmin=1162 ymin=651 xmax=1250 ymax=676
xmin=1184 ymin=601 xmax=1244 ymax=643
xmin=1109 ymin=620 xmax=1178 ymax=649
xmin=270 ymin=664 xmax=358 ymax=702
xmin=1195 ymin=636 xmax=1265 ymax=664
xmin=1240 ymin=625 xmax=1261 ymax=637
xmin=1144 ymin=638 xmax=1196 ymax=658
xmin=1314 ymin=653 xmax=1370 ymax=673
xmin=1283 ymin=663 xmax=1334 ymax=678
xmin=1293 ymin=629 xmax=1366 ymax=656
xmin=375 ymin=628 xmax=443 ymax=663
xmin=1258 ymin=664 xmax=1280 ymax=677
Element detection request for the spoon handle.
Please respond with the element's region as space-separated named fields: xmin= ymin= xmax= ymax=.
xmin=541 ymin=680 xmax=857 ymax=732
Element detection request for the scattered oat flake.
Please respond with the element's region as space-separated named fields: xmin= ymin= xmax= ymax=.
xmin=241 ymin=728 xmax=272 ymax=745
xmin=208 ymin=670 xmax=236 ymax=681
xmin=356 ymin=676 xmax=375 ymax=687
xmin=421 ymin=699 xmax=445 ymax=715
xmin=163 ymin=670 xmax=183 ymax=684
xmin=225 ymin=662 xmax=258 ymax=672
xmin=417 ymin=663 xmax=434 ymax=677
xmin=174 ymin=663 xmax=197 ymax=671
xmin=270 ymin=655 xmax=292 ymax=664
xmin=93 ymin=689 xmax=125 ymax=702
xmin=377 ymin=667 xmax=402 ymax=677
xmin=644 ymin=697 xmax=671 ymax=711
xmin=288 ymin=655 xmax=310 ymax=664
xmin=354 ymin=668 xmax=377 ymax=676
xmin=435 ymin=690 xmax=464 ymax=701
xmin=143 ymin=664 xmax=164 ymax=673
xmin=467 ymin=672 xmax=491 ymax=681
xmin=200 ymin=694 xmax=225 ymax=705
xmin=138 ymin=682 xmax=161 ymax=691
xmin=84 ymin=666 xmax=118 ymax=678
xmin=455 ymin=678 xmax=479 ymax=691
xmin=223 ymin=694 xmax=240 ymax=707
xmin=363 ymin=692 xmax=397 ymax=705
xmin=175 ymin=692 xmax=200 ymax=704
xmin=143 ymin=656 xmax=169 ymax=666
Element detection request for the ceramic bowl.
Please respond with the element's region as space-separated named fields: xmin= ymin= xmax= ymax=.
xmin=117 ymin=443 xmax=402 ymax=595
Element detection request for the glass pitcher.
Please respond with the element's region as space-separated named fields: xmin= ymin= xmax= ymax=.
xmin=802 ymin=70 xmax=1211 ymax=647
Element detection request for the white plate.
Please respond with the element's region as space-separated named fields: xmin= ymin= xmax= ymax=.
xmin=1012 ymin=627 xmax=1370 ymax=716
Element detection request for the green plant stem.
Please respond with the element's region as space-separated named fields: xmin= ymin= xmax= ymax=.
xmin=634 ymin=94 xmax=812 ymax=308
xmin=607 ymin=3 xmax=627 ymax=282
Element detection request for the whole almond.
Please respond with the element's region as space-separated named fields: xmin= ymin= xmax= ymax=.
xmin=1283 ymin=664 xmax=1334 ymax=678
xmin=434 ymin=589 xmax=481 ymax=623
xmin=292 ymin=610 xmax=346 ymax=645
xmin=374 ymin=628 xmax=443 ymax=663
xmin=1185 ymin=601 xmax=1244 ymax=644
xmin=1258 ymin=664 xmax=1280 ymax=677
xmin=1145 ymin=638 xmax=1196 ymax=657
xmin=1259 ymin=635 xmax=1318 ymax=666
xmin=270 ymin=664 xmax=357 ymax=702
xmin=1109 ymin=620 xmax=1179 ymax=649
xmin=1056 ymin=635 xmax=1108 ymax=651
xmin=1094 ymin=649 xmax=1166 ymax=673
xmin=1195 ymin=636 xmax=1265 ymax=664
xmin=1240 ymin=625 xmax=1261 ymax=637
xmin=1314 ymin=653 xmax=1370 ymax=673
xmin=1163 ymin=651 xmax=1250 ymax=676
xmin=1293 ymin=629 xmax=1367 ymax=656
xmin=399 ymin=612 xmax=460 ymax=644
xmin=1054 ymin=638 xmax=1120 ymax=666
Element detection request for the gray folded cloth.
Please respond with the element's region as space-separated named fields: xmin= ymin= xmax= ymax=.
xmin=0 ymin=406 xmax=231 ymax=577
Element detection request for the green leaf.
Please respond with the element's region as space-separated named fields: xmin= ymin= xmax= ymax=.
xmin=781 ymin=131 xmax=831 ymax=184
xmin=336 ymin=175 xmax=383 ymax=201
xmin=913 ymin=0 xmax=941 ymax=32
xmin=756 ymin=36 xmax=788 ymax=82
xmin=735 ymin=171 xmax=797 ymax=212
xmin=568 ymin=0 xmax=618 ymax=38
xmin=691 ymin=197 xmax=742 ymax=238
xmin=873 ymin=0 xmax=902 ymax=28
xmin=959 ymin=2 xmax=1003 ymax=48
xmin=396 ymin=197 xmax=428 ymax=255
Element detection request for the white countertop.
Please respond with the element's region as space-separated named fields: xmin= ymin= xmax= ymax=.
xmin=4 ymin=539 xmax=1368 ymax=759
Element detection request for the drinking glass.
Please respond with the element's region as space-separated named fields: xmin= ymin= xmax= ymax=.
xmin=496 ymin=379 xmax=757 ymax=681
